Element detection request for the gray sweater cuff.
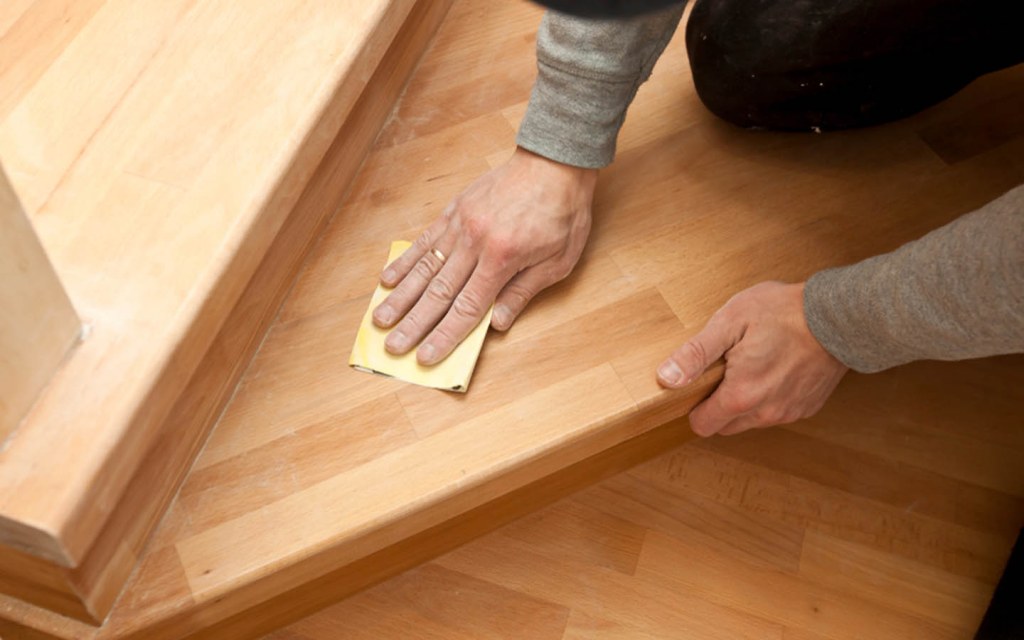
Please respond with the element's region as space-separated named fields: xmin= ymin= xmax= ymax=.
xmin=804 ymin=185 xmax=1024 ymax=373
xmin=516 ymin=60 xmax=639 ymax=169
xmin=516 ymin=7 xmax=685 ymax=169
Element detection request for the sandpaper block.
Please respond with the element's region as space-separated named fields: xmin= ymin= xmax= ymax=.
xmin=349 ymin=241 xmax=492 ymax=392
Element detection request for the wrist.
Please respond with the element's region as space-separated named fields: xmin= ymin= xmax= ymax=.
xmin=798 ymin=280 xmax=848 ymax=369
xmin=512 ymin=147 xmax=599 ymax=187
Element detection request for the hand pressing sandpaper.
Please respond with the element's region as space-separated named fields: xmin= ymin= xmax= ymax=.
xmin=349 ymin=241 xmax=492 ymax=392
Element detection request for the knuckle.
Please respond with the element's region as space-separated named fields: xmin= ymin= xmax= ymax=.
xmin=544 ymin=257 xmax=575 ymax=284
xmin=396 ymin=311 xmax=424 ymax=334
xmin=463 ymin=215 xmax=489 ymax=245
xmin=556 ymin=261 xmax=576 ymax=281
xmin=486 ymin=236 xmax=518 ymax=267
xmin=412 ymin=258 xmax=437 ymax=280
xmin=681 ymin=340 xmax=710 ymax=370
xmin=425 ymin=276 xmax=457 ymax=302
xmin=451 ymin=290 xmax=487 ymax=320
xmin=413 ymin=234 xmax=433 ymax=252
xmin=707 ymin=307 xmax=733 ymax=333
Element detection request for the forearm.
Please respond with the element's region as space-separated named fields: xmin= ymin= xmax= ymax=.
xmin=805 ymin=184 xmax=1024 ymax=373
xmin=516 ymin=4 xmax=687 ymax=169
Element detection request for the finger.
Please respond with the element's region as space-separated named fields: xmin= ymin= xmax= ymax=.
xmin=380 ymin=217 xmax=450 ymax=288
xmin=417 ymin=264 xmax=508 ymax=365
xmin=383 ymin=248 xmax=476 ymax=355
xmin=374 ymin=229 xmax=459 ymax=329
xmin=687 ymin=379 xmax=753 ymax=437
xmin=491 ymin=263 xmax=563 ymax=331
xmin=656 ymin=309 xmax=745 ymax=389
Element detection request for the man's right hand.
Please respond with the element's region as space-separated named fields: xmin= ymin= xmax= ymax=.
xmin=372 ymin=147 xmax=599 ymax=365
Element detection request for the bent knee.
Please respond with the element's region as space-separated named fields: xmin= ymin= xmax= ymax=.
xmin=683 ymin=0 xmax=1008 ymax=130
xmin=684 ymin=0 xmax=846 ymax=129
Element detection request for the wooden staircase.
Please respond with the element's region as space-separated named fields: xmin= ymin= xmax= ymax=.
xmin=0 ymin=0 xmax=453 ymax=634
xmin=2 ymin=0 xmax=1024 ymax=638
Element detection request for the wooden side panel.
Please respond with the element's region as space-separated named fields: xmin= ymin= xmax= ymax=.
xmin=0 ymin=164 xmax=77 ymax=444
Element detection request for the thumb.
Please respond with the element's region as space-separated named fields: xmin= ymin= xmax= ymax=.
xmin=657 ymin=310 xmax=743 ymax=389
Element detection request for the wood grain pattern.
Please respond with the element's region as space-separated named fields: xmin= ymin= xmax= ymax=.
xmin=0 ymin=0 xmax=420 ymax=570
xmin=0 ymin=163 xmax=78 ymax=444
xmin=5 ymin=0 xmax=1024 ymax=637
xmin=271 ymin=358 xmax=1024 ymax=640
xmin=0 ymin=0 xmax=443 ymax=625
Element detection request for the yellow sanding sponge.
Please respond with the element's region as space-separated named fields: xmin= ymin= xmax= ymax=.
xmin=349 ymin=241 xmax=492 ymax=392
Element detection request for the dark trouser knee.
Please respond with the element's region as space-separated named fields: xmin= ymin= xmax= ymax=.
xmin=685 ymin=0 xmax=1024 ymax=131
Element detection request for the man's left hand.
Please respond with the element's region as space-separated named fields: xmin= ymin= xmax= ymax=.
xmin=656 ymin=281 xmax=849 ymax=437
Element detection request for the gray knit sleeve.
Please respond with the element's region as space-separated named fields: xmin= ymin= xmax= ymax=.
xmin=804 ymin=184 xmax=1024 ymax=373
xmin=516 ymin=5 xmax=686 ymax=169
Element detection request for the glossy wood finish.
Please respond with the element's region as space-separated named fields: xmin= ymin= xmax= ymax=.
xmin=271 ymin=356 xmax=1024 ymax=640
xmin=0 ymin=163 xmax=78 ymax=443
xmin=0 ymin=0 xmax=439 ymax=625
xmin=5 ymin=0 xmax=1024 ymax=637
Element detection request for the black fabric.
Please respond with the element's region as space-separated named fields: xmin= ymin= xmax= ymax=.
xmin=684 ymin=0 xmax=1024 ymax=130
xmin=531 ymin=0 xmax=682 ymax=18
xmin=975 ymin=529 xmax=1024 ymax=640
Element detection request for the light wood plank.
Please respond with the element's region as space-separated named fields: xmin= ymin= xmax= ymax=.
xmin=798 ymin=529 xmax=991 ymax=632
xmin=269 ymin=564 xmax=570 ymax=640
xmin=0 ymin=0 xmax=107 ymax=122
xmin=636 ymin=529 xmax=961 ymax=640
xmin=436 ymin=529 xmax=784 ymax=640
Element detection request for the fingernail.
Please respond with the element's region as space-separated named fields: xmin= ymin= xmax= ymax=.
xmin=374 ymin=305 xmax=394 ymax=326
xmin=418 ymin=343 xmax=437 ymax=364
xmin=657 ymin=360 xmax=684 ymax=386
xmin=493 ymin=304 xmax=512 ymax=330
xmin=382 ymin=268 xmax=396 ymax=284
xmin=385 ymin=330 xmax=408 ymax=353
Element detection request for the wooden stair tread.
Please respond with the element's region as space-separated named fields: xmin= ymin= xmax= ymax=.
xmin=4 ymin=0 xmax=1024 ymax=637
xmin=0 ymin=0 xmax=431 ymax=624
xmin=269 ymin=354 xmax=1024 ymax=639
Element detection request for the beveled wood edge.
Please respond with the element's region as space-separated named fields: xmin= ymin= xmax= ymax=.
xmin=129 ymin=370 xmax=717 ymax=640
xmin=180 ymin=417 xmax=699 ymax=640
xmin=0 ymin=357 xmax=716 ymax=638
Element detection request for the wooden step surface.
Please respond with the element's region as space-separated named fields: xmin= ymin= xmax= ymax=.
xmin=4 ymin=0 xmax=1024 ymax=637
xmin=0 ymin=0 xmax=444 ymax=625
xmin=270 ymin=355 xmax=1024 ymax=639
